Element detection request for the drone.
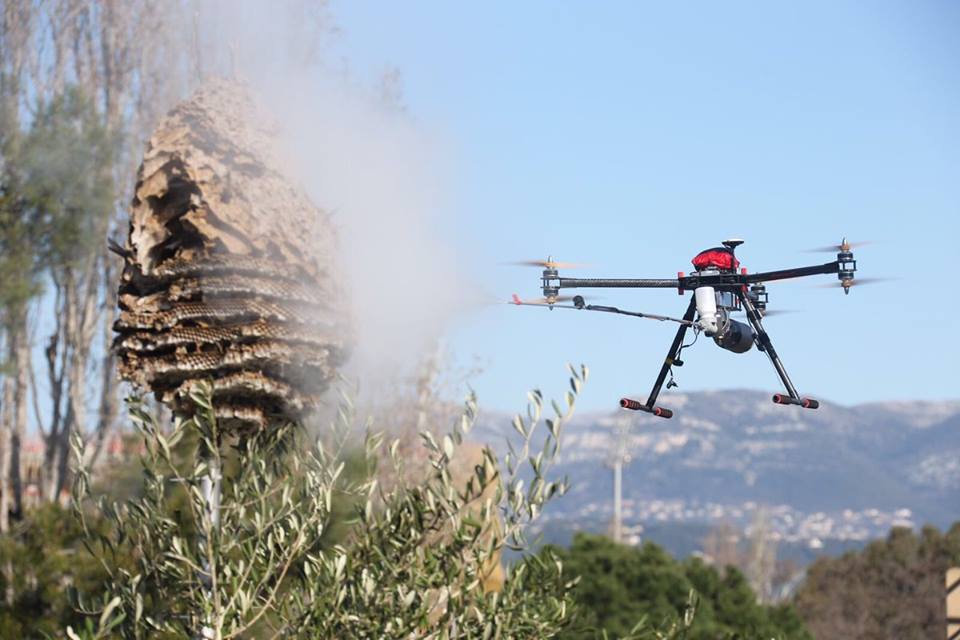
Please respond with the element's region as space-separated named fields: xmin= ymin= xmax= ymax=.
xmin=510 ymin=238 xmax=874 ymax=419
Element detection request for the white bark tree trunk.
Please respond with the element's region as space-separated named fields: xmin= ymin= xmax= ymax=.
xmin=11 ymin=318 xmax=29 ymax=518
xmin=0 ymin=359 xmax=12 ymax=535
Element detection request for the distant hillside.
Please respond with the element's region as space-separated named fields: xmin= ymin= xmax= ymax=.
xmin=471 ymin=390 xmax=960 ymax=555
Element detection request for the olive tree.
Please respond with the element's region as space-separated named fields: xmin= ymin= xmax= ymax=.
xmin=69 ymin=366 xmax=590 ymax=639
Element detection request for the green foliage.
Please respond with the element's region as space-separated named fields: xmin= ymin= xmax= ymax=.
xmin=72 ymin=388 xmax=342 ymax=638
xmin=70 ymin=367 xmax=592 ymax=638
xmin=0 ymin=85 xmax=116 ymax=334
xmin=0 ymin=504 xmax=113 ymax=638
xmin=5 ymin=364 xmax=823 ymax=639
xmin=0 ymin=120 xmax=40 ymax=329
xmin=17 ymin=87 xmax=118 ymax=270
xmin=793 ymin=522 xmax=960 ymax=639
xmin=549 ymin=534 xmax=811 ymax=640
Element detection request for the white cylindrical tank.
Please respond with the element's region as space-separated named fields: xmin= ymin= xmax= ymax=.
xmin=695 ymin=286 xmax=719 ymax=335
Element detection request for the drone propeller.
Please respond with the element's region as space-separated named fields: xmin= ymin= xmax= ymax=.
xmin=803 ymin=238 xmax=873 ymax=253
xmin=509 ymin=293 xmax=590 ymax=306
xmin=815 ymin=276 xmax=892 ymax=290
xmin=503 ymin=258 xmax=589 ymax=269
xmin=758 ymin=309 xmax=796 ymax=318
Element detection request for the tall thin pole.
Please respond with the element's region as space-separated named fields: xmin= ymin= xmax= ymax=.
xmin=609 ymin=421 xmax=630 ymax=545
xmin=612 ymin=457 xmax=622 ymax=544
xmin=199 ymin=455 xmax=221 ymax=640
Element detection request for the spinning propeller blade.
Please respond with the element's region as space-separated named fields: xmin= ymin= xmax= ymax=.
xmin=503 ymin=258 xmax=589 ymax=269
xmin=509 ymin=294 xmax=588 ymax=306
xmin=815 ymin=277 xmax=892 ymax=289
xmin=804 ymin=238 xmax=873 ymax=253
xmin=758 ymin=309 xmax=796 ymax=317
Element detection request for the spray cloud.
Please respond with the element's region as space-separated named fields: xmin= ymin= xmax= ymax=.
xmin=191 ymin=1 xmax=475 ymax=393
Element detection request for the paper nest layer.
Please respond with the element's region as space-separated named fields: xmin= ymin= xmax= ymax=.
xmin=114 ymin=80 xmax=349 ymax=429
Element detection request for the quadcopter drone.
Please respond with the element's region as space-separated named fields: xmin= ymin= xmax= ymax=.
xmin=510 ymin=238 xmax=873 ymax=419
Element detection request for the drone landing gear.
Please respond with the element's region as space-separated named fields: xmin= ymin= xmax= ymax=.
xmin=620 ymin=293 xmax=820 ymax=418
xmin=619 ymin=298 xmax=698 ymax=419
xmin=619 ymin=397 xmax=674 ymax=418
xmin=737 ymin=290 xmax=819 ymax=411
xmin=773 ymin=394 xmax=820 ymax=409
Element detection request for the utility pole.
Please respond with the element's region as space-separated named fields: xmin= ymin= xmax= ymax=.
xmin=746 ymin=507 xmax=776 ymax=603
xmin=612 ymin=454 xmax=623 ymax=544
xmin=608 ymin=421 xmax=631 ymax=544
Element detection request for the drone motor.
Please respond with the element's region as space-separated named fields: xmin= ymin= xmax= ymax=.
xmin=748 ymin=283 xmax=768 ymax=312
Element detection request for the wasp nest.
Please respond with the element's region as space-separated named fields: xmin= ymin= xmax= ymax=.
xmin=114 ymin=80 xmax=349 ymax=429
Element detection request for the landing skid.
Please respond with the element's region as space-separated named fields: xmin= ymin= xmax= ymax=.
xmin=620 ymin=291 xmax=819 ymax=418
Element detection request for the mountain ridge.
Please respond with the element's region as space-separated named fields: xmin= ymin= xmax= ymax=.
xmin=470 ymin=389 xmax=960 ymax=546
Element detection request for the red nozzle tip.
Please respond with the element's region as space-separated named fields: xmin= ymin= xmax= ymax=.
xmin=620 ymin=398 xmax=643 ymax=411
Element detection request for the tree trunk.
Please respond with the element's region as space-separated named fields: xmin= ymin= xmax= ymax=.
xmin=0 ymin=308 xmax=27 ymax=524
xmin=10 ymin=315 xmax=29 ymax=518
xmin=2 ymin=0 xmax=197 ymax=506
xmin=0 ymin=358 xmax=12 ymax=534
xmin=87 ymin=248 xmax=119 ymax=470
xmin=42 ymin=272 xmax=76 ymax=502
xmin=45 ymin=259 xmax=101 ymax=502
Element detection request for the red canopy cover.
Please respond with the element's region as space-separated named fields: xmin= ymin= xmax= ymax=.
xmin=692 ymin=247 xmax=740 ymax=272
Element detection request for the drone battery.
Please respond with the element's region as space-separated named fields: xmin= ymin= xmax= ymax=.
xmin=715 ymin=290 xmax=738 ymax=311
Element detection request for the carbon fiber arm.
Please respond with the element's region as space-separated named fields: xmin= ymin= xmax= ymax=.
xmin=557 ymin=278 xmax=680 ymax=289
xmin=745 ymin=261 xmax=839 ymax=283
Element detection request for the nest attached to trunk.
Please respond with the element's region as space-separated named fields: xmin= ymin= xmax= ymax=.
xmin=114 ymin=80 xmax=349 ymax=429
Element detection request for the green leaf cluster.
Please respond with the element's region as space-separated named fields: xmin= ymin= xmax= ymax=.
xmin=69 ymin=367 xmax=593 ymax=638
xmin=793 ymin=523 xmax=960 ymax=639
xmin=549 ymin=534 xmax=811 ymax=640
xmin=15 ymin=87 xmax=118 ymax=270
xmin=0 ymin=86 xmax=117 ymax=330
xmin=0 ymin=504 xmax=114 ymax=638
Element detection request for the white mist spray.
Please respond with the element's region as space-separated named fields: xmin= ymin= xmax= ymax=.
xmin=191 ymin=0 xmax=480 ymax=394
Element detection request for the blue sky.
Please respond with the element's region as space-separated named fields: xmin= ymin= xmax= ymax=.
xmin=327 ymin=1 xmax=959 ymax=412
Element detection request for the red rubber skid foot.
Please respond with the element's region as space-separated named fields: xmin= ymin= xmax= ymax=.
xmin=619 ymin=398 xmax=674 ymax=418
xmin=771 ymin=394 xmax=819 ymax=409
